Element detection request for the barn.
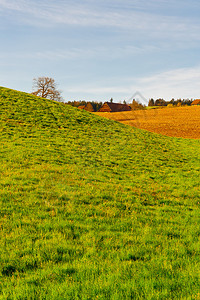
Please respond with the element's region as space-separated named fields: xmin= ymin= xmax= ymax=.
xmin=98 ymin=102 xmax=131 ymax=112
xmin=191 ymin=99 xmax=200 ymax=105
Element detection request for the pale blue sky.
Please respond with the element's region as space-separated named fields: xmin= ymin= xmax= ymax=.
xmin=1 ymin=0 xmax=200 ymax=103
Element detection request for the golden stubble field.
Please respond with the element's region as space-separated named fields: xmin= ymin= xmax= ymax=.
xmin=96 ymin=106 xmax=200 ymax=139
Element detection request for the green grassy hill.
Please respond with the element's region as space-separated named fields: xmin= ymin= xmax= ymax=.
xmin=0 ymin=86 xmax=200 ymax=299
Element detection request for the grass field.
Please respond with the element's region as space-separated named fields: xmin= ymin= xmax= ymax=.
xmin=96 ymin=106 xmax=200 ymax=139
xmin=0 ymin=86 xmax=200 ymax=299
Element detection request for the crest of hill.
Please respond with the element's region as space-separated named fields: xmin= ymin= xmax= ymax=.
xmin=0 ymin=86 xmax=107 ymax=130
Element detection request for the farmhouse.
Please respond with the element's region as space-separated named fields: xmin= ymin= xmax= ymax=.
xmin=191 ymin=99 xmax=200 ymax=105
xmin=98 ymin=102 xmax=131 ymax=112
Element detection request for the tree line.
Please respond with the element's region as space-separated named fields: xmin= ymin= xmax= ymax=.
xmin=65 ymin=100 xmax=103 ymax=112
xmin=148 ymin=98 xmax=193 ymax=107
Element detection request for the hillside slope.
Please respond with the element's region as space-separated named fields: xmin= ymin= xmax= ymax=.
xmin=0 ymin=87 xmax=200 ymax=299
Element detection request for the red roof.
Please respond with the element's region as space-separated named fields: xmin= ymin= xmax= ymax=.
xmin=192 ymin=99 xmax=200 ymax=105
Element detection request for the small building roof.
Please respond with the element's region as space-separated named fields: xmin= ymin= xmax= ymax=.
xmin=85 ymin=102 xmax=94 ymax=112
xmin=191 ymin=99 xmax=200 ymax=105
xmin=98 ymin=102 xmax=131 ymax=112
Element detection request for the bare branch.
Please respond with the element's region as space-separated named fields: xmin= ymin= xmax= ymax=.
xmin=32 ymin=77 xmax=63 ymax=102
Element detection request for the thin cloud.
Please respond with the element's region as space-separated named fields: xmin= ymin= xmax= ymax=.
xmin=0 ymin=0 xmax=24 ymax=11
xmin=135 ymin=66 xmax=200 ymax=100
xmin=35 ymin=44 xmax=160 ymax=61
xmin=64 ymin=65 xmax=200 ymax=101
xmin=1 ymin=0 xmax=200 ymax=47
xmin=0 ymin=44 xmax=159 ymax=62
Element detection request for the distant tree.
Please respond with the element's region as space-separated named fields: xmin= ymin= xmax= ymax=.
xmin=110 ymin=98 xmax=113 ymax=103
xmin=148 ymin=98 xmax=154 ymax=106
xmin=155 ymin=98 xmax=167 ymax=106
xmin=167 ymin=103 xmax=174 ymax=108
xmin=32 ymin=77 xmax=63 ymax=102
xmin=91 ymin=101 xmax=103 ymax=111
xmin=169 ymin=98 xmax=175 ymax=105
xmin=123 ymin=100 xmax=127 ymax=104
xmin=182 ymin=99 xmax=192 ymax=106
xmin=129 ymin=99 xmax=145 ymax=110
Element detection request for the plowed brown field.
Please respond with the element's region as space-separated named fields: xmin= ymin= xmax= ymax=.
xmin=95 ymin=106 xmax=200 ymax=139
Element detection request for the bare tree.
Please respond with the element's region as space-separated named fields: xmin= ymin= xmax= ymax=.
xmin=32 ymin=77 xmax=63 ymax=102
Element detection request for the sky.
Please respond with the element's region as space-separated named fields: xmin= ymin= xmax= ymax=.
xmin=1 ymin=0 xmax=200 ymax=104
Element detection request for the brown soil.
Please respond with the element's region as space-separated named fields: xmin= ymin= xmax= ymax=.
xmin=95 ymin=106 xmax=200 ymax=139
